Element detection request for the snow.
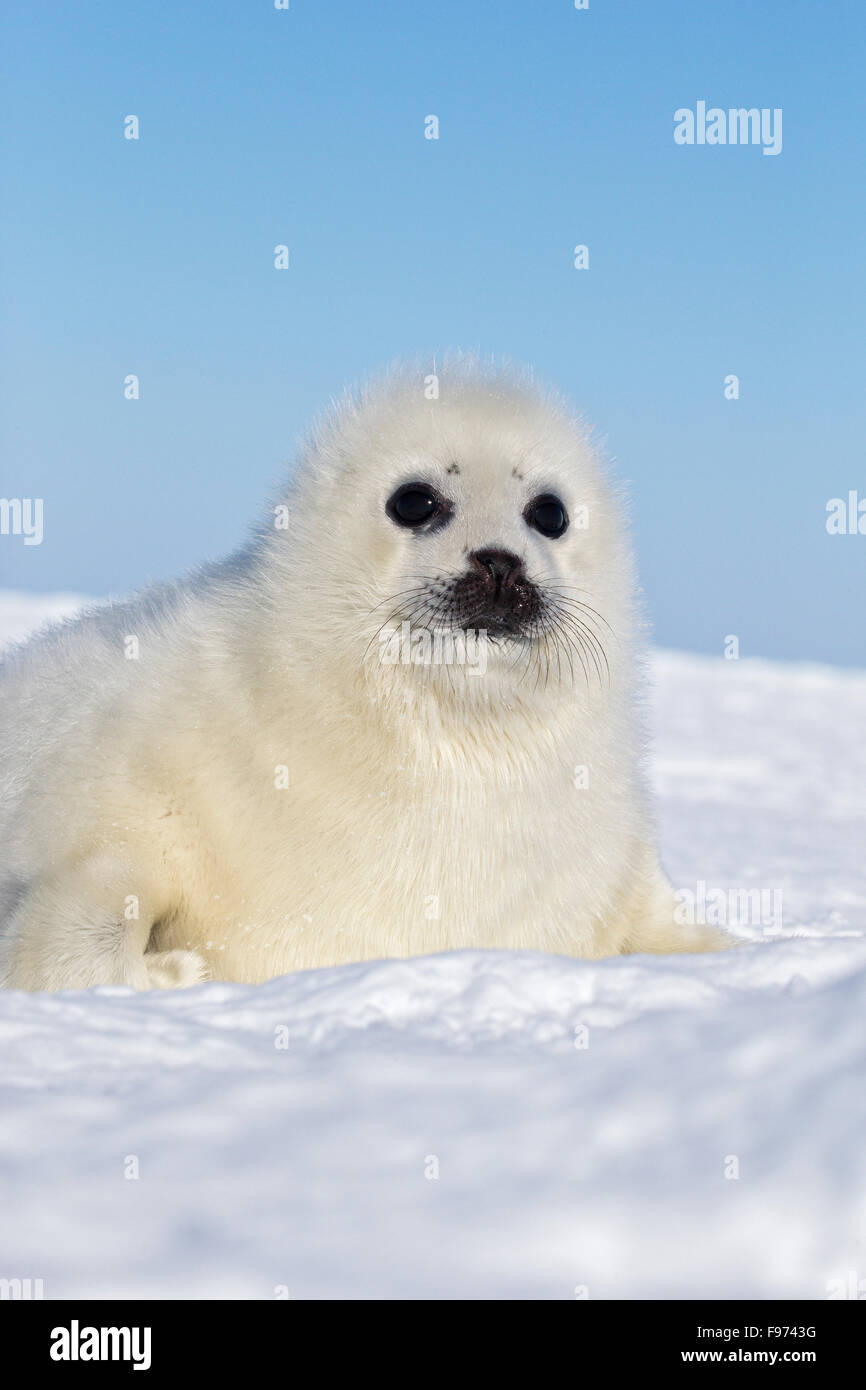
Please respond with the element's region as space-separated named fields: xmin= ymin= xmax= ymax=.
xmin=1 ymin=591 xmax=864 ymax=1300
xmin=0 ymin=591 xmax=94 ymax=652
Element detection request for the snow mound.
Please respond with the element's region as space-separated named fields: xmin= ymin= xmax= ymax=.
xmin=0 ymin=591 xmax=95 ymax=653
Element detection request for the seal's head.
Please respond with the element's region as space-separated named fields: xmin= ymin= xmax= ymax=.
xmin=269 ymin=360 xmax=633 ymax=705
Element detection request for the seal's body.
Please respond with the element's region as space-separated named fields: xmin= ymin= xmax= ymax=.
xmin=0 ymin=363 xmax=728 ymax=991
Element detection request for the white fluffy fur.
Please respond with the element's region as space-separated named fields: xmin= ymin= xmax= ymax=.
xmin=0 ymin=360 xmax=729 ymax=991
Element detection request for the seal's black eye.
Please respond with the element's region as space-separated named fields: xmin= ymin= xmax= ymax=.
xmin=386 ymin=483 xmax=445 ymax=529
xmin=525 ymin=493 xmax=569 ymax=539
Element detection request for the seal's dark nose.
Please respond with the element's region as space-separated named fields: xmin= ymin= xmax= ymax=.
xmin=469 ymin=548 xmax=525 ymax=592
xmin=456 ymin=548 xmax=538 ymax=634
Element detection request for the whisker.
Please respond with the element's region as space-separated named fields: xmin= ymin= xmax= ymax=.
xmin=553 ymin=606 xmax=608 ymax=688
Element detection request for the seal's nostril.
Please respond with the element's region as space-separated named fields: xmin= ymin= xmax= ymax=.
xmin=470 ymin=548 xmax=524 ymax=589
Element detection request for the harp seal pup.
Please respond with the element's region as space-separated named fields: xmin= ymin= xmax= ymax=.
xmin=0 ymin=360 xmax=729 ymax=991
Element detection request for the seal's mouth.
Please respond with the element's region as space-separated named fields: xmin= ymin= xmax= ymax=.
xmin=462 ymin=615 xmax=530 ymax=640
xmin=454 ymin=606 xmax=535 ymax=641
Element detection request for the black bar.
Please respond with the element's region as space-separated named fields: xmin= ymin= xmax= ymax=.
xmin=3 ymin=1298 xmax=862 ymax=1374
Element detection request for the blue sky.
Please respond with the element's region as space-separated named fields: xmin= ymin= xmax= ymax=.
xmin=1 ymin=0 xmax=864 ymax=664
